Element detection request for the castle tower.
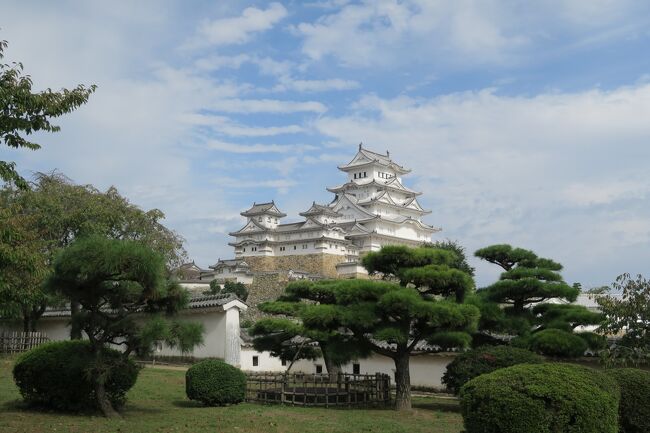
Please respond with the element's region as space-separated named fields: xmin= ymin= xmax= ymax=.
xmin=227 ymin=144 xmax=439 ymax=278
xmin=327 ymin=144 xmax=438 ymax=253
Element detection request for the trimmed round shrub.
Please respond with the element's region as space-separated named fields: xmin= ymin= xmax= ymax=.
xmin=605 ymin=368 xmax=650 ymax=433
xmin=12 ymin=340 xmax=139 ymax=412
xmin=529 ymin=329 xmax=588 ymax=357
xmin=576 ymin=331 xmax=607 ymax=351
xmin=442 ymin=345 xmax=543 ymax=394
xmin=185 ymin=360 xmax=246 ymax=406
xmin=460 ymin=363 xmax=620 ymax=433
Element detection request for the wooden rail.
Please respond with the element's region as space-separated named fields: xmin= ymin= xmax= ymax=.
xmin=0 ymin=331 xmax=49 ymax=354
xmin=246 ymin=372 xmax=391 ymax=408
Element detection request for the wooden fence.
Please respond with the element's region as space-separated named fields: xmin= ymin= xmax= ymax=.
xmin=246 ymin=372 xmax=391 ymax=408
xmin=0 ymin=331 xmax=49 ymax=354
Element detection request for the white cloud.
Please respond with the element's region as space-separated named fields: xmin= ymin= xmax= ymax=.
xmin=207 ymin=140 xmax=294 ymax=153
xmin=208 ymin=98 xmax=327 ymax=114
xmin=274 ymin=77 xmax=360 ymax=92
xmin=181 ymin=114 xmax=304 ymax=136
xmin=294 ymin=0 xmax=649 ymax=68
xmin=314 ymin=83 xmax=650 ymax=285
xmin=194 ymin=54 xmax=251 ymax=71
xmin=189 ymin=2 xmax=288 ymax=48
xmin=215 ymin=176 xmax=297 ymax=194
xmin=562 ymin=180 xmax=650 ymax=206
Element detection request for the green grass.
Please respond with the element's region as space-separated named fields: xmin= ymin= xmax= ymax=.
xmin=0 ymin=356 xmax=463 ymax=433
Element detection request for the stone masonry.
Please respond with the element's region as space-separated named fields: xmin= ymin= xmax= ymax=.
xmin=244 ymin=253 xmax=346 ymax=279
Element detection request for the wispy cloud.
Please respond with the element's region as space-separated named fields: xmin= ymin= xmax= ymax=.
xmin=207 ymin=140 xmax=295 ymax=154
xmin=181 ymin=114 xmax=304 ymax=136
xmin=187 ymin=2 xmax=288 ymax=48
xmin=274 ymin=77 xmax=360 ymax=92
xmin=208 ymin=98 xmax=327 ymax=114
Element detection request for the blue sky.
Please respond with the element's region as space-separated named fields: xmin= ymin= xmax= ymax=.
xmin=2 ymin=0 xmax=650 ymax=286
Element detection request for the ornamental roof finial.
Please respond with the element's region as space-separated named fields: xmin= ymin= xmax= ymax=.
xmin=358 ymin=142 xmax=363 ymax=150
xmin=387 ymin=150 xmax=390 ymax=157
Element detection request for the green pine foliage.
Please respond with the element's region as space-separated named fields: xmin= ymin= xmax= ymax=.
xmin=185 ymin=360 xmax=246 ymax=406
xmin=206 ymin=280 xmax=248 ymax=301
xmin=605 ymin=368 xmax=650 ymax=433
xmin=252 ymin=245 xmax=478 ymax=411
xmin=460 ymin=363 xmax=620 ymax=433
xmin=45 ymin=236 xmax=203 ymax=416
xmin=442 ymin=346 xmax=543 ymax=394
xmin=576 ymin=331 xmax=608 ymax=351
xmin=474 ymin=244 xmax=603 ymax=357
xmin=528 ymin=329 xmax=588 ymax=358
xmin=12 ymin=340 xmax=139 ymax=412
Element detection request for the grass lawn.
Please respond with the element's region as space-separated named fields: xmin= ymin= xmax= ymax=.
xmin=0 ymin=356 xmax=463 ymax=433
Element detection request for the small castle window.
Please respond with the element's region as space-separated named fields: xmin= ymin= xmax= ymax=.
xmin=363 ymin=172 xmax=367 ymax=177
xmin=293 ymin=245 xmax=297 ymax=250
xmin=253 ymin=356 xmax=259 ymax=367
xmin=315 ymin=364 xmax=323 ymax=374
xmin=354 ymin=173 xmax=357 ymax=179
xmin=353 ymin=363 xmax=360 ymax=374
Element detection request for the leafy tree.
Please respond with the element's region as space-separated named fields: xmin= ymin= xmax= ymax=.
xmin=598 ymin=273 xmax=650 ymax=365
xmin=204 ymin=280 xmax=248 ymax=301
xmin=0 ymin=189 xmax=54 ymax=328
xmin=0 ymin=173 xmax=186 ymax=334
xmin=45 ymin=236 xmax=203 ymax=417
xmin=0 ymin=39 xmax=95 ymax=189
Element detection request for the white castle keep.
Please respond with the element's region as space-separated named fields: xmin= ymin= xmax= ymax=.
xmin=220 ymin=144 xmax=439 ymax=279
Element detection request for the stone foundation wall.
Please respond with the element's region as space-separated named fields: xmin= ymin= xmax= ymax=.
xmin=243 ymin=272 xmax=289 ymax=322
xmin=244 ymin=253 xmax=346 ymax=278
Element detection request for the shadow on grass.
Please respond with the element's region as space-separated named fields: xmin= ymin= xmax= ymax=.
xmin=172 ymin=400 xmax=205 ymax=408
xmin=412 ymin=400 xmax=460 ymax=413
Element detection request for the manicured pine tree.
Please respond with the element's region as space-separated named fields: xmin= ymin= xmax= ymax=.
xmin=475 ymin=244 xmax=576 ymax=314
xmin=475 ymin=244 xmax=603 ymax=352
xmin=46 ymin=236 xmax=203 ymax=417
xmin=254 ymin=246 xmax=478 ymax=411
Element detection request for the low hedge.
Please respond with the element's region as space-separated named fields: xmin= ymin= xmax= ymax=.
xmin=442 ymin=345 xmax=543 ymax=394
xmin=605 ymin=368 xmax=650 ymax=433
xmin=186 ymin=359 xmax=246 ymax=406
xmin=12 ymin=340 xmax=139 ymax=412
xmin=529 ymin=329 xmax=588 ymax=357
xmin=576 ymin=331 xmax=607 ymax=351
xmin=460 ymin=363 xmax=620 ymax=433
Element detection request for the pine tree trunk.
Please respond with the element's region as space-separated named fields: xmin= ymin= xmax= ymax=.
xmin=393 ymin=352 xmax=412 ymax=411
xmin=321 ymin=346 xmax=341 ymax=378
xmin=70 ymin=301 xmax=82 ymax=339
xmin=22 ymin=314 xmax=30 ymax=333
xmin=95 ymin=378 xmax=119 ymax=418
xmin=92 ymin=344 xmax=119 ymax=418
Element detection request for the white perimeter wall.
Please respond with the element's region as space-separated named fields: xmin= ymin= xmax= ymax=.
xmin=240 ymin=349 xmax=455 ymax=389
xmin=3 ymin=307 xmax=242 ymax=366
xmin=156 ymin=309 xmax=228 ymax=360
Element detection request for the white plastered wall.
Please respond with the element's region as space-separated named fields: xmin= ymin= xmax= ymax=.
xmin=239 ymin=349 xmax=455 ymax=389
